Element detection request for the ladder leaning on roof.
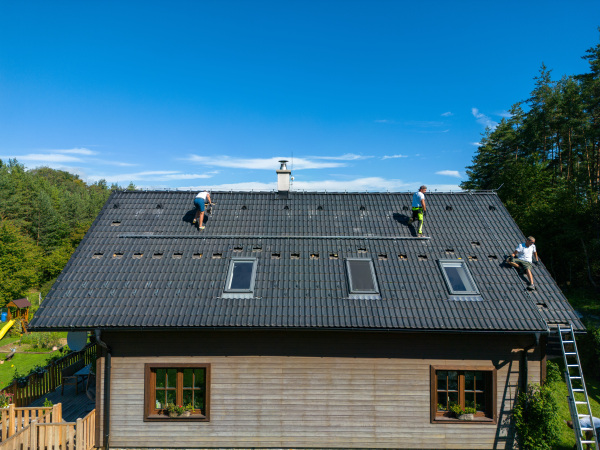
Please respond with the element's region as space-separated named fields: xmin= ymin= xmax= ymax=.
xmin=559 ymin=323 xmax=599 ymax=450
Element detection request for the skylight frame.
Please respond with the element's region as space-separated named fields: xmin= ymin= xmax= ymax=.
xmin=224 ymin=258 xmax=258 ymax=295
xmin=438 ymin=259 xmax=479 ymax=295
xmin=346 ymin=258 xmax=380 ymax=295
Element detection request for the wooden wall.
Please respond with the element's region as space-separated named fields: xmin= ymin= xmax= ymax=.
xmin=100 ymin=329 xmax=542 ymax=449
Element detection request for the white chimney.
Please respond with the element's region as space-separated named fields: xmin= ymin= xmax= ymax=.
xmin=276 ymin=160 xmax=291 ymax=192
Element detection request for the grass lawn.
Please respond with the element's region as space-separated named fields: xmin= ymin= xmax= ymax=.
xmin=0 ymin=351 xmax=61 ymax=388
xmin=550 ymin=357 xmax=600 ymax=449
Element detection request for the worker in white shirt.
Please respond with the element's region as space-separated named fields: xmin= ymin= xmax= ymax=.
xmin=193 ymin=190 xmax=213 ymax=230
xmin=505 ymin=236 xmax=539 ymax=290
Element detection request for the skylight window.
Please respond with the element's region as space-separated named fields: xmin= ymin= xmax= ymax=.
xmin=224 ymin=258 xmax=257 ymax=295
xmin=346 ymin=258 xmax=379 ymax=295
xmin=438 ymin=259 xmax=479 ymax=295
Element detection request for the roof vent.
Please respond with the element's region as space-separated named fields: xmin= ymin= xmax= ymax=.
xmin=271 ymin=252 xmax=281 ymax=259
xmin=233 ymin=246 xmax=243 ymax=252
xmin=241 ymin=205 xmax=247 ymax=210
xmin=152 ymin=252 xmax=163 ymax=259
xmin=291 ymin=253 xmax=300 ymax=259
xmin=112 ymin=203 xmax=119 ymax=209
xmin=398 ymin=253 xmax=408 ymax=260
xmin=172 ymin=252 xmax=183 ymax=259
xmin=359 ymin=205 xmax=366 ymax=211
xmin=284 ymin=205 xmax=289 ymax=210
xmin=358 ymin=248 xmax=367 ymax=254
xmin=445 ymin=249 xmax=455 ymax=254
xmin=471 ymin=241 xmax=481 ymax=248
xmin=378 ymin=253 xmax=388 ymax=260
xmin=488 ymin=255 xmax=498 ymax=260
xmin=111 ymin=220 xmax=121 ymax=226
xmin=446 ymin=205 xmax=453 ymax=211
xmin=92 ymin=252 xmax=104 ymax=259
xmin=468 ymin=255 xmax=478 ymax=261
xmin=489 ymin=205 xmax=496 ymax=211
xmin=317 ymin=205 xmax=323 ymax=211
xmin=329 ymin=253 xmax=339 ymax=260
xmin=276 ymin=160 xmax=291 ymax=192
xmin=192 ymin=253 xmax=202 ymax=259
xmin=310 ymin=253 xmax=319 ymax=259
xmin=403 ymin=206 xmax=409 ymax=211
xmin=418 ymin=254 xmax=428 ymax=260
xmin=156 ymin=204 xmax=162 ymax=209
xmin=133 ymin=252 xmax=143 ymax=259
xmin=212 ymin=253 xmax=222 ymax=259
xmin=113 ymin=252 xmax=123 ymax=259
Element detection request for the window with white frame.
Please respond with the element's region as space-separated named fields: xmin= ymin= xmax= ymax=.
xmin=223 ymin=258 xmax=257 ymax=296
xmin=438 ymin=259 xmax=479 ymax=295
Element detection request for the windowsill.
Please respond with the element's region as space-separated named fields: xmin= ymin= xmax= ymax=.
xmin=145 ymin=413 xmax=209 ymax=422
xmin=432 ymin=414 xmax=495 ymax=424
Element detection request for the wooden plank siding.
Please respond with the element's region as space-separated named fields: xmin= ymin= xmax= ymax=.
xmin=100 ymin=330 xmax=542 ymax=449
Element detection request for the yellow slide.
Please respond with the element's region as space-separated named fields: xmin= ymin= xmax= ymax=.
xmin=0 ymin=320 xmax=15 ymax=340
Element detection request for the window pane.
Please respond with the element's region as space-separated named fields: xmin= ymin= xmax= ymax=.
xmin=465 ymin=371 xmax=474 ymax=391
xmin=465 ymin=392 xmax=475 ymax=409
xmin=448 ymin=391 xmax=458 ymax=406
xmin=448 ymin=371 xmax=458 ymax=391
xmin=194 ymin=369 xmax=205 ymax=388
xmin=230 ymin=261 xmax=254 ymax=290
xmin=477 ymin=394 xmax=486 ymax=412
xmin=437 ymin=371 xmax=448 ymax=390
xmin=475 ymin=371 xmax=483 ymax=388
xmin=437 ymin=392 xmax=448 ymax=410
xmin=156 ymin=369 xmax=166 ymax=388
xmin=167 ymin=369 xmax=177 ymax=388
xmin=183 ymin=369 xmax=193 ymax=388
xmin=155 ymin=390 xmax=166 ymax=409
xmin=348 ymin=260 xmax=377 ymax=292
xmin=166 ymin=389 xmax=176 ymax=405
xmin=183 ymin=389 xmax=192 ymax=406
xmin=444 ymin=266 xmax=469 ymax=292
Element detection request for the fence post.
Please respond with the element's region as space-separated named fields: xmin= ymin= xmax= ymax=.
xmin=75 ymin=417 xmax=83 ymax=450
xmin=29 ymin=419 xmax=38 ymax=449
xmin=53 ymin=403 xmax=62 ymax=423
xmin=7 ymin=403 xmax=15 ymax=438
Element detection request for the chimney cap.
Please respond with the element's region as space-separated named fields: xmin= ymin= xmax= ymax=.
xmin=278 ymin=160 xmax=288 ymax=170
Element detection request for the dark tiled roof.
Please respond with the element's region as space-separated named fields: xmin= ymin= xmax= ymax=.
xmin=29 ymin=190 xmax=583 ymax=332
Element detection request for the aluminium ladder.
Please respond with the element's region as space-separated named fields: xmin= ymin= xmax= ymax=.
xmin=558 ymin=323 xmax=598 ymax=450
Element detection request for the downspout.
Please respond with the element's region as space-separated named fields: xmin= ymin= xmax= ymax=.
xmin=520 ymin=333 xmax=541 ymax=392
xmin=95 ymin=329 xmax=111 ymax=449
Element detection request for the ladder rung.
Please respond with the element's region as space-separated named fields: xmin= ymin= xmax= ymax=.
xmin=582 ymin=441 xmax=596 ymax=444
xmin=563 ymin=340 xmax=574 ymax=343
xmin=575 ymin=401 xmax=588 ymax=404
xmin=572 ymin=389 xmax=585 ymax=392
xmin=568 ymin=364 xmax=580 ymax=367
xmin=581 ymin=427 xmax=594 ymax=431
xmin=570 ymin=376 xmax=582 ymax=379
xmin=565 ymin=352 xmax=577 ymax=355
xmin=559 ymin=328 xmax=572 ymax=332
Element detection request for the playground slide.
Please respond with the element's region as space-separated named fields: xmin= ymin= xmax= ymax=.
xmin=0 ymin=320 xmax=15 ymax=340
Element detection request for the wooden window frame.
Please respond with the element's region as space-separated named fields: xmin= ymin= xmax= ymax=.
xmin=144 ymin=363 xmax=211 ymax=422
xmin=430 ymin=365 xmax=497 ymax=424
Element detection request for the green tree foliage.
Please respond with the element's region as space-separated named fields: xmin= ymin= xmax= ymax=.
xmin=0 ymin=220 xmax=42 ymax=305
xmin=513 ymin=383 xmax=560 ymax=450
xmin=462 ymin=33 xmax=600 ymax=288
xmin=0 ymin=159 xmax=115 ymax=306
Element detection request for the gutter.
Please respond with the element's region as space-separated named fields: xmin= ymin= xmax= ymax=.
xmin=95 ymin=329 xmax=111 ymax=450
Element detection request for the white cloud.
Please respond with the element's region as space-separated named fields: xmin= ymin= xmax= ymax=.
xmin=86 ymin=170 xmax=217 ymax=184
xmin=436 ymin=170 xmax=461 ymax=178
xmin=381 ymin=154 xmax=408 ymax=160
xmin=472 ymin=108 xmax=498 ymax=130
xmin=185 ymin=177 xmax=463 ymax=193
xmin=55 ymin=148 xmax=97 ymax=155
xmin=184 ymin=155 xmax=345 ymax=170
xmin=471 ymin=142 xmax=481 ymax=146
xmin=8 ymin=153 xmax=84 ymax=163
xmin=311 ymin=153 xmax=371 ymax=161
xmin=441 ymin=112 xmax=453 ymax=117
xmin=374 ymin=119 xmax=396 ymax=124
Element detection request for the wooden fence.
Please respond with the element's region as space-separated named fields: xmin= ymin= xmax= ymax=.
xmin=0 ymin=404 xmax=58 ymax=442
xmin=0 ymin=405 xmax=95 ymax=450
xmin=1 ymin=344 xmax=98 ymax=407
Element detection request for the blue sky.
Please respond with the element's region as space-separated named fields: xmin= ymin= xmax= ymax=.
xmin=1 ymin=1 xmax=599 ymax=192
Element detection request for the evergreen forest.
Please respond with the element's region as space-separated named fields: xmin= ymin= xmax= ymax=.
xmin=462 ymin=35 xmax=600 ymax=293
xmin=0 ymin=159 xmax=124 ymax=307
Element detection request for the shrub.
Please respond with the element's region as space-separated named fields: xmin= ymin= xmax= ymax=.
xmin=513 ymin=383 xmax=560 ymax=450
xmin=545 ymin=360 xmax=562 ymax=385
xmin=0 ymin=392 xmax=13 ymax=407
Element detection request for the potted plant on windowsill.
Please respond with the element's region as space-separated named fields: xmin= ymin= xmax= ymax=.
xmin=450 ymin=404 xmax=477 ymax=420
xmin=166 ymin=403 xmax=185 ymax=418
